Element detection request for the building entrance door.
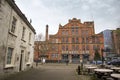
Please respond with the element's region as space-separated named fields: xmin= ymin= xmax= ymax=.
xmin=62 ymin=54 xmax=68 ymax=63
xmin=82 ymin=54 xmax=89 ymax=63
xmin=72 ymin=54 xmax=80 ymax=63
xmin=19 ymin=50 xmax=24 ymax=71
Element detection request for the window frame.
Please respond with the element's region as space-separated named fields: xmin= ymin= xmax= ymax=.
xmin=76 ymin=37 xmax=79 ymax=43
xmin=29 ymin=32 xmax=31 ymax=43
xmin=72 ymin=38 xmax=75 ymax=43
xmin=7 ymin=47 xmax=14 ymax=64
xmin=22 ymin=26 xmax=26 ymax=39
xmin=11 ymin=17 xmax=17 ymax=33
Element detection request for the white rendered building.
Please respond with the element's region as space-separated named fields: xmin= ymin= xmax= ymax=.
xmin=0 ymin=0 xmax=36 ymax=73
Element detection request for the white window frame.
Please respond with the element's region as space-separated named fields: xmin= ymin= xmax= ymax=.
xmin=7 ymin=47 xmax=14 ymax=64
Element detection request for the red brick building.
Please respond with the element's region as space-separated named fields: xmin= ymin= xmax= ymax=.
xmin=34 ymin=18 xmax=104 ymax=63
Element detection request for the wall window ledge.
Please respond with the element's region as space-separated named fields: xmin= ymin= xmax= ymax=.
xmin=21 ymin=38 xmax=26 ymax=42
xmin=4 ymin=64 xmax=14 ymax=70
xmin=9 ymin=31 xmax=17 ymax=37
xmin=26 ymin=62 xmax=31 ymax=65
xmin=26 ymin=62 xmax=31 ymax=66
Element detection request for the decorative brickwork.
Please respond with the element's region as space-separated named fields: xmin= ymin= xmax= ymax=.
xmin=35 ymin=18 xmax=104 ymax=63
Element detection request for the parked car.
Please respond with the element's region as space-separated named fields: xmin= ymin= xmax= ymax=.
xmin=107 ymin=59 xmax=120 ymax=66
xmin=92 ymin=60 xmax=102 ymax=64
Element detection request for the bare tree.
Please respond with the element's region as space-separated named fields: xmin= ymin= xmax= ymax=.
xmin=34 ymin=33 xmax=51 ymax=63
xmin=35 ymin=33 xmax=43 ymax=41
xmin=94 ymin=49 xmax=101 ymax=65
xmin=34 ymin=33 xmax=44 ymax=63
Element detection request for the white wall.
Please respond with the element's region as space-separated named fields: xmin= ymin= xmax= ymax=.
xmin=0 ymin=0 xmax=12 ymax=73
xmin=0 ymin=0 xmax=35 ymax=73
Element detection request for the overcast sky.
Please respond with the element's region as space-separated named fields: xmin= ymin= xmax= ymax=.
xmin=15 ymin=0 xmax=120 ymax=36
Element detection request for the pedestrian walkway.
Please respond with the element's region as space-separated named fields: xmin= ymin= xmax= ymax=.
xmin=1 ymin=63 xmax=92 ymax=80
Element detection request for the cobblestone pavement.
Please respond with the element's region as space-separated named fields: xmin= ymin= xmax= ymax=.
xmin=1 ymin=63 xmax=92 ymax=80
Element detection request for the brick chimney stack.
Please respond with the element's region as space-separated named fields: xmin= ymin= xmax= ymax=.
xmin=46 ymin=24 xmax=49 ymax=41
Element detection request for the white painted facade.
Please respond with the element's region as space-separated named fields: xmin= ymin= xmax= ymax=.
xmin=0 ymin=0 xmax=36 ymax=73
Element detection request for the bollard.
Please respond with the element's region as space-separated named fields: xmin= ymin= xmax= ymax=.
xmin=77 ymin=65 xmax=81 ymax=75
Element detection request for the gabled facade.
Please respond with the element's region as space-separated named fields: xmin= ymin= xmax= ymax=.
xmin=0 ymin=0 xmax=36 ymax=73
xmin=35 ymin=18 xmax=104 ymax=63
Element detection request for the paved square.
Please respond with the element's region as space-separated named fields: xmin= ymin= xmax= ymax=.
xmin=1 ymin=64 xmax=91 ymax=80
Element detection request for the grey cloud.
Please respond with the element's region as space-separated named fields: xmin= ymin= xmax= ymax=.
xmin=15 ymin=0 xmax=120 ymax=34
xmin=40 ymin=0 xmax=120 ymax=33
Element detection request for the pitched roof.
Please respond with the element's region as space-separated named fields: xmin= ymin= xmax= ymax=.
xmin=6 ymin=0 xmax=36 ymax=34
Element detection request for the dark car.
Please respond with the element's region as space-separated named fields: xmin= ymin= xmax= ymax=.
xmin=108 ymin=59 xmax=120 ymax=66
